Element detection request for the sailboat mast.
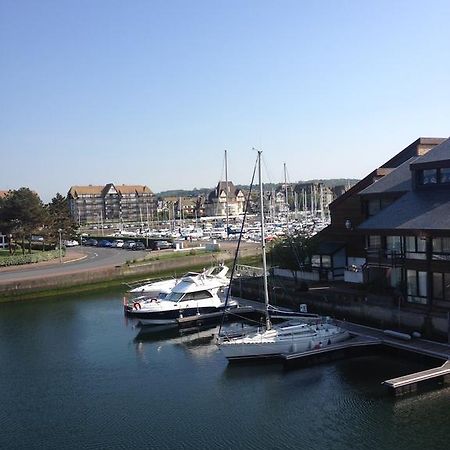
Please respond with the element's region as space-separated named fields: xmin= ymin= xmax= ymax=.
xmin=225 ymin=149 xmax=229 ymax=238
xmin=284 ymin=162 xmax=288 ymax=217
xmin=258 ymin=151 xmax=271 ymax=330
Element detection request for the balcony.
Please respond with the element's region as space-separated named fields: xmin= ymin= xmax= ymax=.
xmin=365 ymin=248 xmax=405 ymax=268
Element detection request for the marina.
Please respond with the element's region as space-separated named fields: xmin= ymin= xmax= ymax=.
xmin=0 ymin=290 xmax=449 ymax=450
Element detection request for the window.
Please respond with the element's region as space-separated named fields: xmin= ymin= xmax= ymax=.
xmin=181 ymin=290 xmax=213 ymax=301
xmin=405 ymin=236 xmax=427 ymax=260
xmin=432 ymin=237 xmax=450 ymax=261
xmin=368 ymin=199 xmax=380 ymax=217
xmin=367 ymin=235 xmax=381 ymax=249
xmin=440 ymin=168 xmax=450 ymax=183
xmin=432 ymin=273 xmax=450 ymax=302
xmin=407 ymin=270 xmax=428 ymax=304
xmin=419 ymin=169 xmax=437 ymax=185
xmin=311 ymin=255 xmax=331 ymax=269
xmin=386 ymin=236 xmax=402 ymax=257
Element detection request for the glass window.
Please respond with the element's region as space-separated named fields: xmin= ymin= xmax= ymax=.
xmin=407 ymin=270 xmax=428 ymax=304
xmin=418 ymin=271 xmax=427 ymax=297
xmin=311 ymin=255 xmax=321 ymax=267
xmin=386 ymin=236 xmax=402 ymax=252
xmin=432 ymin=237 xmax=450 ymax=261
xmin=321 ymin=256 xmax=332 ymax=268
xmin=421 ymin=169 xmax=437 ymax=184
xmin=440 ymin=167 xmax=450 ymax=184
xmin=433 ymin=273 xmax=443 ymax=299
xmin=407 ymin=270 xmax=417 ymax=296
xmin=405 ymin=236 xmax=427 ymax=260
xmin=368 ymin=200 xmax=380 ymax=216
xmin=367 ymin=235 xmax=381 ymax=249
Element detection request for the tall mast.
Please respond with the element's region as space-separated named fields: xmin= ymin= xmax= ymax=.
xmin=258 ymin=151 xmax=271 ymax=330
xmin=284 ymin=162 xmax=288 ymax=217
xmin=225 ymin=149 xmax=229 ymax=238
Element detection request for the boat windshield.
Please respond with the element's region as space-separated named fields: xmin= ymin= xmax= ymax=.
xmin=164 ymin=292 xmax=184 ymax=302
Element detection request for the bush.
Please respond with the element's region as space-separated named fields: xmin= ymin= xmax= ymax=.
xmin=0 ymin=249 xmax=65 ymax=267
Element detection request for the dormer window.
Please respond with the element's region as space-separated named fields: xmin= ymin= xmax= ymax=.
xmin=440 ymin=167 xmax=450 ymax=184
xmin=420 ymin=169 xmax=437 ymax=184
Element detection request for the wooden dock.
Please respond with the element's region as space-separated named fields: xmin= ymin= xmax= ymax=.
xmin=382 ymin=360 xmax=450 ymax=396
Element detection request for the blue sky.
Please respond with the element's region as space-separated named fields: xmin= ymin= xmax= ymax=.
xmin=1 ymin=0 xmax=450 ymax=201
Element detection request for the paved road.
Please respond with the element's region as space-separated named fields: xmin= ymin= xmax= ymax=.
xmin=0 ymin=241 xmax=259 ymax=284
xmin=0 ymin=247 xmax=148 ymax=283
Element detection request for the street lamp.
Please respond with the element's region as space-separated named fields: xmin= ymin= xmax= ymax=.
xmin=58 ymin=229 xmax=62 ymax=263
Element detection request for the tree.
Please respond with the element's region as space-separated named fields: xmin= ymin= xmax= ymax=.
xmin=268 ymin=231 xmax=316 ymax=274
xmin=0 ymin=188 xmax=47 ymax=254
xmin=46 ymin=193 xmax=77 ymax=241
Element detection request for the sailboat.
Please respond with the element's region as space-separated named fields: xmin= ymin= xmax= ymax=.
xmin=217 ymin=150 xmax=349 ymax=361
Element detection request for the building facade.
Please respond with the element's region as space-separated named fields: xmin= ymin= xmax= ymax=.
xmin=68 ymin=184 xmax=155 ymax=225
xmin=205 ymin=181 xmax=245 ymax=217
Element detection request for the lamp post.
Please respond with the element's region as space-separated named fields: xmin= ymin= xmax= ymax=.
xmin=58 ymin=229 xmax=62 ymax=263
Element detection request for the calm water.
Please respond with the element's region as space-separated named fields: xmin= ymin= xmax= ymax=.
xmin=0 ymin=291 xmax=448 ymax=450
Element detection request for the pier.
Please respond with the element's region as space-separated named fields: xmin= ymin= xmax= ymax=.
xmin=282 ymin=319 xmax=450 ymax=396
xmin=382 ymin=360 xmax=450 ymax=396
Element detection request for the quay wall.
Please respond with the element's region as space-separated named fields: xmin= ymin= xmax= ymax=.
xmin=0 ymin=253 xmax=232 ymax=302
xmin=232 ymin=277 xmax=449 ymax=341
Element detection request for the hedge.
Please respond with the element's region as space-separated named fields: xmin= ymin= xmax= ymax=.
xmin=0 ymin=249 xmax=66 ymax=267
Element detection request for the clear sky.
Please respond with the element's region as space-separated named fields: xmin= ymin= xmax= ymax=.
xmin=1 ymin=0 xmax=450 ymax=202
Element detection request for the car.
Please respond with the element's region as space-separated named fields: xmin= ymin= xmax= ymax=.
xmin=98 ymin=239 xmax=112 ymax=247
xmin=152 ymin=240 xmax=172 ymax=251
xmin=111 ymin=239 xmax=124 ymax=248
xmin=63 ymin=239 xmax=79 ymax=247
xmin=122 ymin=240 xmax=136 ymax=250
xmin=85 ymin=238 xmax=98 ymax=246
xmin=132 ymin=242 xmax=146 ymax=251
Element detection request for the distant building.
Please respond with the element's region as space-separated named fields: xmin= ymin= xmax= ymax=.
xmin=67 ymin=184 xmax=154 ymax=225
xmin=205 ymin=181 xmax=245 ymax=217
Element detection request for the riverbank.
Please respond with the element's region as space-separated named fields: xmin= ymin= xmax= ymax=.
xmin=0 ymin=243 xmax=260 ymax=302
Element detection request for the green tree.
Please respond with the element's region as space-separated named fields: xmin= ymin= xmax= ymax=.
xmin=46 ymin=193 xmax=77 ymax=241
xmin=269 ymin=232 xmax=316 ymax=272
xmin=0 ymin=188 xmax=47 ymax=254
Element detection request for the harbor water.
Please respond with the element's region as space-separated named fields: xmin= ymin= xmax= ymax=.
xmin=0 ymin=291 xmax=448 ymax=450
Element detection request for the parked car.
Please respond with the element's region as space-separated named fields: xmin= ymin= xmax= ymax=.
xmin=111 ymin=239 xmax=124 ymax=248
xmin=132 ymin=242 xmax=146 ymax=251
xmin=98 ymin=239 xmax=112 ymax=247
xmin=63 ymin=239 xmax=79 ymax=247
xmin=85 ymin=239 xmax=98 ymax=246
xmin=152 ymin=240 xmax=172 ymax=251
xmin=122 ymin=240 xmax=136 ymax=250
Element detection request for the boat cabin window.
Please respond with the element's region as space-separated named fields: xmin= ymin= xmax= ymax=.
xmin=165 ymin=292 xmax=184 ymax=302
xmin=179 ymin=290 xmax=213 ymax=302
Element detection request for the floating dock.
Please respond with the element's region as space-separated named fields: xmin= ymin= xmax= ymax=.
xmin=282 ymin=319 xmax=450 ymax=397
xmin=382 ymin=360 xmax=450 ymax=396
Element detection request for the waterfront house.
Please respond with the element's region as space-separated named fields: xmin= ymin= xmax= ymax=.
xmin=358 ymin=138 xmax=450 ymax=310
xmin=311 ymin=137 xmax=446 ymax=281
xmin=204 ymin=181 xmax=245 ymax=217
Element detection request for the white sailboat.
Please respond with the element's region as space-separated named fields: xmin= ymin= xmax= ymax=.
xmin=217 ymin=150 xmax=349 ymax=361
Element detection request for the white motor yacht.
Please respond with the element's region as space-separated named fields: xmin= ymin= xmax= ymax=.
xmin=124 ymin=269 xmax=238 ymax=325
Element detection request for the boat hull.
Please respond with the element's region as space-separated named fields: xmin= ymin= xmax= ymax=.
xmin=125 ymin=305 xmax=236 ymax=325
xmin=219 ymin=329 xmax=350 ymax=360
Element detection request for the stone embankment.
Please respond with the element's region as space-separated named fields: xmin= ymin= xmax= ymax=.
xmin=0 ymin=244 xmax=259 ymax=302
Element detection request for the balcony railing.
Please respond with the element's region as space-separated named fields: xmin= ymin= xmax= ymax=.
xmin=365 ymin=248 xmax=405 ymax=267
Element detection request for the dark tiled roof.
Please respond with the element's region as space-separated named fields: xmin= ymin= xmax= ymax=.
xmin=359 ymin=157 xmax=418 ymax=195
xmin=358 ymin=189 xmax=450 ymax=231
